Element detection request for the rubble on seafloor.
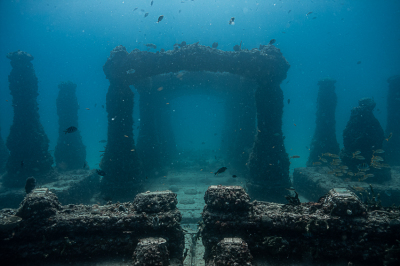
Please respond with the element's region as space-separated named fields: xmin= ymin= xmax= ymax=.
xmin=0 ymin=185 xmax=399 ymax=265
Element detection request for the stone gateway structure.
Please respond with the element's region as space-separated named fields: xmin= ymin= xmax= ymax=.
xmin=101 ymin=43 xmax=291 ymax=202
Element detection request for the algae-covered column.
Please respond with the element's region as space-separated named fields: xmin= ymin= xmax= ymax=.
xmin=248 ymin=79 xmax=291 ymax=203
xmin=101 ymin=46 xmax=143 ymax=201
xmin=54 ymin=81 xmax=86 ymax=171
xmin=307 ymin=78 xmax=340 ymax=166
xmin=0 ymin=126 xmax=8 ymax=173
xmin=385 ymin=75 xmax=400 ymax=166
xmin=340 ymin=98 xmax=390 ymax=183
xmin=3 ymin=51 xmax=53 ymax=187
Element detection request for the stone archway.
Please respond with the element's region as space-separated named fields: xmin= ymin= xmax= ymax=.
xmin=101 ymin=43 xmax=291 ymax=202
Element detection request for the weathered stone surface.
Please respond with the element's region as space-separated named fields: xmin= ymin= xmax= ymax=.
xmin=322 ymin=188 xmax=367 ymax=217
xmin=204 ymin=185 xmax=250 ymax=212
xmin=210 ymin=238 xmax=253 ymax=266
xmin=133 ymin=237 xmax=169 ymax=266
xmin=0 ymin=189 xmax=184 ymax=264
xmin=201 ymin=185 xmax=400 ymax=265
xmin=133 ymin=190 xmax=178 ymax=213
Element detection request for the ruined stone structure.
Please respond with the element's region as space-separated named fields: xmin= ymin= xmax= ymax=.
xmin=102 ymin=43 xmax=290 ymax=202
xmin=54 ymin=81 xmax=86 ymax=171
xmin=385 ymin=75 xmax=400 ymax=166
xmin=307 ymin=78 xmax=340 ymax=166
xmin=3 ymin=51 xmax=54 ymax=187
xmin=0 ymin=127 xmax=8 ymax=174
xmin=340 ymin=98 xmax=390 ymax=183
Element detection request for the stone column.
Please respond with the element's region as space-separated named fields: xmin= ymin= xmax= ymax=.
xmin=340 ymin=98 xmax=390 ymax=183
xmin=307 ymin=78 xmax=340 ymax=165
xmin=0 ymin=125 xmax=8 ymax=173
xmin=247 ymin=80 xmax=291 ymax=203
xmin=100 ymin=77 xmax=143 ymax=200
xmin=54 ymin=81 xmax=86 ymax=171
xmin=384 ymin=75 xmax=400 ymax=165
xmin=3 ymin=51 xmax=54 ymax=187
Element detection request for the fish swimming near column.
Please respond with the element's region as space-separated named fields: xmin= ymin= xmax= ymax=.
xmin=214 ymin=167 xmax=227 ymax=175
xmin=64 ymin=126 xmax=77 ymax=134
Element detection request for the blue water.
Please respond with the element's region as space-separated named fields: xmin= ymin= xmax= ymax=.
xmin=0 ymin=0 xmax=399 ymax=173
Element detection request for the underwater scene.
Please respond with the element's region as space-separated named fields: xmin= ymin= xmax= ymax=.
xmin=0 ymin=0 xmax=400 ymax=265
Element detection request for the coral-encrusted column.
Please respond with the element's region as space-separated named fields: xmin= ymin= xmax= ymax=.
xmin=54 ymin=81 xmax=86 ymax=171
xmin=307 ymin=78 xmax=340 ymax=165
xmin=385 ymin=75 xmax=400 ymax=165
xmin=3 ymin=51 xmax=53 ymax=187
xmin=101 ymin=46 xmax=143 ymax=201
xmin=0 ymin=125 xmax=8 ymax=173
xmin=247 ymin=80 xmax=291 ymax=203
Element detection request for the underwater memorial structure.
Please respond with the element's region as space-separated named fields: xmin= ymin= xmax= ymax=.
xmin=54 ymin=81 xmax=87 ymax=171
xmin=2 ymin=51 xmax=54 ymax=188
xmin=307 ymin=78 xmax=340 ymax=166
xmin=101 ymin=43 xmax=291 ymax=203
xmin=0 ymin=124 xmax=8 ymax=174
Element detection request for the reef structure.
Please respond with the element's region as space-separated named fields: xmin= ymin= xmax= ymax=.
xmin=340 ymin=98 xmax=391 ymax=183
xmin=102 ymin=43 xmax=290 ymax=202
xmin=54 ymin=81 xmax=86 ymax=171
xmin=201 ymin=185 xmax=400 ymax=265
xmin=3 ymin=51 xmax=54 ymax=187
xmin=307 ymin=78 xmax=340 ymax=166
xmin=385 ymin=75 xmax=400 ymax=166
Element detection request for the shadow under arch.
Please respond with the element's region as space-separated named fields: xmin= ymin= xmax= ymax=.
xmin=101 ymin=43 xmax=291 ymax=203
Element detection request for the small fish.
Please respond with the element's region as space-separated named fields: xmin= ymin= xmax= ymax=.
xmin=126 ymin=69 xmax=136 ymax=74
xmin=357 ymin=61 xmax=361 ymax=64
xmin=144 ymin=13 xmax=149 ymax=18
xmin=340 ymin=165 xmax=349 ymax=170
xmin=330 ymin=154 xmax=340 ymax=158
xmin=232 ymin=175 xmax=237 ymax=178
xmin=293 ymin=123 xmax=297 ymax=126
xmin=372 ymin=156 xmax=384 ymax=162
xmin=229 ymin=17 xmax=235 ymax=25
xmin=215 ymin=167 xmax=227 ymax=175
xmin=313 ymin=162 xmax=322 ymax=166
xmin=352 ymin=151 xmax=361 ymax=158
xmin=373 ymin=149 xmax=385 ymax=154
xmin=312 ymin=17 xmax=317 ymax=19
xmin=336 ymin=173 xmax=343 ymax=177
xmin=269 ymin=39 xmax=276 ymax=45
xmin=365 ymin=174 xmax=375 ymax=178
xmin=319 ymin=156 xmax=327 ymax=163
xmin=96 ymin=169 xmax=106 ymax=176
xmin=347 ymin=172 xmax=354 ymax=176
xmin=352 ymin=186 xmax=366 ymax=192
xmin=157 ymin=15 xmax=164 ymax=23
xmin=212 ymin=42 xmax=218 ymax=48
xmin=64 ymin=126 xmax=77 ymax=134
xmin=306 ymin=11 xmax=313 ymax=16
xmin=86 ymin=108 xmax=90 ymax=110
xmin=386 ymin=132 xmax=393 ymax=141
xmin=355 ymin=155 xmax=365 ymax=160
xmin=288 ymin=10 xmax=291 ymax=14
xmin=288 ymin=99 xmax=290 ymax=104
xmin=83 ymin=162 xmax=87 ymax=169
xmin=151 ymin=0 xmax=154 ymax=6
xmin=290 ymin=155 xmax=300 ymax=159
xmin=322 ymin=152 xmax=332 ymax=157
xmin=99 ymin=140 xmax=107 ymax=143
xmin=133 ymin=7 xmax=138 ymax=11
xmin=145 ymin=43 xmax=157 ymax=49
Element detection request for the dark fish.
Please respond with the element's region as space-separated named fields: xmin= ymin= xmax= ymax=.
xmin=306 ymin=11 xmax=313 ymax=16
xmin=64 ymin=126 xmax=77 ymax=134
xmin=232 ymin=175 xmax=237 ymax=178
xmin=99 ymin=140 xmax=107 ymax=143
xmin=96 ymin=169 xmax=106 ymax=176
xmin=229 ymin=17 xmax=235 ymax=25
xmin=151 ymin=0 xmax=154 ymax=6
xmin=215 ymin=167 xmax=227 ymax=176
xmin=141 ymin=9 xmax=145 ymax=12
xmin=83 ymin=162 xmax=87 ymax=169
xmin=133 ymin=7 xmax=138 ymax=11
xmin=145 ymin=43 xmax=157 ymax=49
xmin=357 ymin=61 xmax=361 ymax=64
xmin=144 ymin=12 xmax=149 ymax=17
xmin=157 ymin=15 xmax=164 ymax=23
xmin=312 ymin=17 xmax=317 ymax=19
xmin=25 ymin=177 xmax=36 ymax=194
xmin=288 ymin=10 xmax=291 ymax=14
xmin=212 ymin=42 xmax=218 ymax=48
xmin=288 ymin=99 xmax=290 ymax=104
xmin=269 ymin=39 xmax=276 ymax=45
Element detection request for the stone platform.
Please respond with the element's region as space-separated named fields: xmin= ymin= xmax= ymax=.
xmin=293 ymin=166 xmax=400 ymax=206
